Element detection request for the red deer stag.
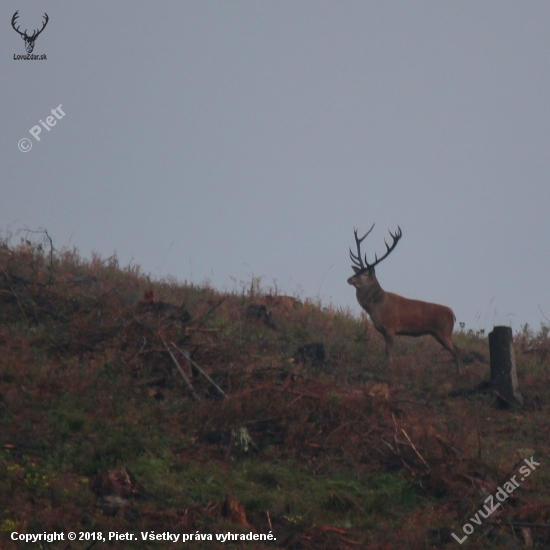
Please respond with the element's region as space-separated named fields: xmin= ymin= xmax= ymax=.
xmin=347 ymin=224 xmax=462 ymax=374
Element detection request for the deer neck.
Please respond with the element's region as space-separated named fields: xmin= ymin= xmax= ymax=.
xmin=356 ymin=275 xmax=385 ymax=313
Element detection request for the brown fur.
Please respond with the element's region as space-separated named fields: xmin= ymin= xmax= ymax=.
xmin=348 ymin=267 xmax=462 ymax=373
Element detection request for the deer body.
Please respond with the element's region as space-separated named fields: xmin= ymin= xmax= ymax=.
xmin=348 ymin=224 xmax=462 ymax=373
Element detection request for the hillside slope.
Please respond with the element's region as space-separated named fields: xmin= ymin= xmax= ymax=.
xmin=1 ymin=236 xmax=549 ymax=549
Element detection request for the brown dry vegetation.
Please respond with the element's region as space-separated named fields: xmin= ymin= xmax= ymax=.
xmin=0 ymin=232 xmax=549 ymax=549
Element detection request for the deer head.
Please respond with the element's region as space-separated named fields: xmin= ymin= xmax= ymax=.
xmin=347 ymin=223 xmax=402 ymax=293
xmin=12 ymin=11 xmax=49 ymax=54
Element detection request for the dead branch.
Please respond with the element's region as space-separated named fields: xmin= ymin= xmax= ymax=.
xmin=193 ymin=297 xmax=226 ymax=331
xmin=1 ymin=268 xmax=30 ymax=324
xmin=323 ymin=422 xmax=351 ymax=449
xmin=230 ymin=384 xmax=322 ymax=401
xmin=401 ymin=428 xmax=430 ymax=471
xmin=22 ymin=227 xmax=55 ymax=285
xmin=161 ymin=339 xmax=199 ymax=400
xmin=393 ymin=399 xmax=446 ymax=413
xmin=433 ymin=432 xmax=458 ymax=456
xmin=486 ymin=521 xmax=550 ymax=529
xmin=171 ymin=342 xmax=227 ymax=398
xmin=184 ymin=327 xmax=223 ymax=336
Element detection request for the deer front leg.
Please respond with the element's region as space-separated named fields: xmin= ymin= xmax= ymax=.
xmin=383 ymin=334 xmax=394 ymax=367
xmin=435 ymin=334 xmax=463 ymax=375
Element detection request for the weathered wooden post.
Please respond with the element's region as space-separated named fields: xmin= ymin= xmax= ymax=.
xmin=488 ymin=326 xmax=523 ymax=406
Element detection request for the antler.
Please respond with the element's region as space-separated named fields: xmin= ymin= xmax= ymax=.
xmin=34 ymin=13 xmax=49 ymax=39
xmin=350 ymin=223 xmax=375 ymax=270
xmin=11 ymin=11 xmax=49 ymax=40
xmin=350 ymin=224 xmax=402 ymax=271
xmin=11 ymin=11 xmax=25 ymax=37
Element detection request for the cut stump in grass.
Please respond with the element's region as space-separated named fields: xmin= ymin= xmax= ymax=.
xmin=489 ymin=326 xmax=523 ymax=406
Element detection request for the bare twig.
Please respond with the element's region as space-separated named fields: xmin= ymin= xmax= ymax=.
xmin=400 ymin=457 xmax=416 ymax=473
xmin=23 ymin=227 xmax=55 ymax=285
xmin=161 ymin=338 xmax=199 ymax=400
xmin=341 ymin=537 xmax=362 ymax=545
xmin=391 ymin=413 xmax=398 ymax=433
xmin=486 ymin=521 xmax=550 ymax=529
xmin=323 ymin=422 xmax=351 ymax=449
xmin=286 ymin=395 xmax=303 ymax=407
xmin=538 ymin=305 xmax=550 ymax=324
xmin=43 ymin=228 xmax=54 ymax=285
xmin=432 ymin=432 xmax=459 ymax=456
xmin=401 ymin=428 xmax=430 ymax=471
xmin=2 ymin=268 xmax=30 ymax=324
xmin=127 ymin=337 xmax=148 ymax=365
xmin=171 ymin=342 xmax=227 ymax=398
xmin=229 ymin=384 xmax=321 ymax=400
xmin=489 ymin=388 xmax=515 ymax=407
xmin=382 ymin=439 xmax=398 ymax=455
xmin=476 ymin=415 xmax=482 ymax=460
xmin=192 ymin=297 xmax=226 ymax=332
xmin=185 ymin=327 xmax=223 ymax=334
xmin=243 ymin=415 xmax=286 ymax=426
xmin=11 ymin=288 xmax=29 ymax=323
xmin=393 ymin=399 xmax=446 ymax=413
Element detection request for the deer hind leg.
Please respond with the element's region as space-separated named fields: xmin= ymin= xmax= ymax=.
xmin=434 ymin=334 xmax=463 ymax=375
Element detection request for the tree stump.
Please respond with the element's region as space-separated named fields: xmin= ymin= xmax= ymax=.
xmin=489 ymin=326 xmax=523 ymax=406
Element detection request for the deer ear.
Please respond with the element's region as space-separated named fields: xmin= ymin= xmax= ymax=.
xmin=352 ymin=266 xmax=360 ymax=274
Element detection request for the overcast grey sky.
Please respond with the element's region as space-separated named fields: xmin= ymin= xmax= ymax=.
xmin=3 ymin=2 xmax=549 ymax=332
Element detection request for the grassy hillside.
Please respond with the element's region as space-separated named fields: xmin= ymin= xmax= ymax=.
xmin=1 ymin=233 xmax=549 ymax=549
